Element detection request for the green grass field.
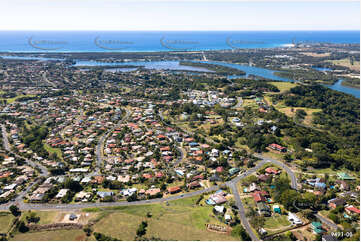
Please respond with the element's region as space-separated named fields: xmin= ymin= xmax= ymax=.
xmin=0 ymin=94 xmax=36 ymax=104
xmin=10 ymin=229 xmax=87 ymax=241
xmin=43 ymin=143 xmax=64 ymax=161
xmin=269 ymin=82 xmax=298 ymax=93
xmin=0 ymin=212 xmax=14 ymax=234
xmin=21 ymin=211 xmax=59 ymax=225
xmin=328 ymin=59 xmax=360 ymax=72
xmin=91 ymin=196 xmax=237 ymax=241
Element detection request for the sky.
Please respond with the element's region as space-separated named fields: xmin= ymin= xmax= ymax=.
xmin=0 ymin=0 xmax=359 ymax=31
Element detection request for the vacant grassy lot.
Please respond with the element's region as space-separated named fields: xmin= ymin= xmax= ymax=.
xmin=261 ymin=151 xmax=286 ymax=161
xmin=242 ymin=99 xmax=258 ymax=109
xmin=329 ymin=58 xmax=360 ymax=72
xmin=0 ymin=94 xmax=36 ymax=104
xmin=276 ymin=106 xmax=322 ymax=126
xmin=92 ymin=196 xmax=237 ymax=241
xmin=264 ymin=214 xmax=291 ymax=230
xmin=10 ymin=229 xmax=86 ymax=241
xmin=43 ymin=143 xmax=64 ymax=161
xmin=301 ymin=52 xmax=331 ymax=57
xmin=269 ymin=82 xmax=297 ymax=93
xmin=21 ymin=210 xmax=60 ymax=225
xmin=0 ymin=212 xmax=14 ymax=234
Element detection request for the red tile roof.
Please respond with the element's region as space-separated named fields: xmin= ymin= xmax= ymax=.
xmin=168 ymin=186 xmax=181 ymax=193
xmin=346 ymin=206 xmax=360 ymax=214
xmin=252 ymin=192 xmax=266 ymax=203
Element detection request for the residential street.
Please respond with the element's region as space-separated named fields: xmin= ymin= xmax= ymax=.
xmin=94 ymin=109 xmax=131 ymax=175
xmin=1 ymin=115 xmax=300 ymax=242
xmin=315 ymin=213 xmax=340 ymax=231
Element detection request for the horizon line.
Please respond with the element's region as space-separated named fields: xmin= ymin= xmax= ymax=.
xmin=0 ymin=29 xmax=359 ymax=32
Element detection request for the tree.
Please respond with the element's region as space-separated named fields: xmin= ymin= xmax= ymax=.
xmin=136 ymin=221 xmax=148 ymax=237
xmin=26 ymin=212 xmax=40 ymax=223
xmin=9 ymin=205 xmax=21 ymax=217
xmin=127 ymin=192 xmax=137 ymax=202
xmin=283 ymin=153 xmax=293 ymax=163
xmin=231 ymin=225 xmax=251 ymax=240
xmin=63 ymin=178 xmax=83 ymax=192
xmin=83 ymin=226 xmax=93 ymax=236
xmin=18 ymin=221 xmax=29 ymax=233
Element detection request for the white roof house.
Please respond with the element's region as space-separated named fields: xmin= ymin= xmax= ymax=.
xmin=214 ymin=205 xmax=225 ymax=214
xmin=288 ymin=212 xmax=302 ymax=225
xmin=55 ymin=189 xmax=69 ymax=199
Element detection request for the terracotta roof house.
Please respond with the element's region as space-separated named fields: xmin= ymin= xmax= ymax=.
xmin=168 ymin=186 xmax=181 ymax=194
xmin=160 ymin=146 xmax=170 ymax=151
xmin=191 ymin=174 xmax=204 ymax=181
xmin=143 ymin=173 xmax=153 ymax=179
xmin=252 ymin=192 xmax=267 ymax=203
xmin=155 ymin=172 xmax=164 ymax=178
xmin=345 ymin=205 xmax=360 ymax=215
xmin=268 ymin=143 xmax=287 ymax=152
xmin=92 ymin=176 xmax=105 ymax=184
xmin=145 ymin=188 xmax=161 ymax=196
xmin=265 ymin=167 xmax=279 ymax=175
xmin=187 ymin=181 xmax=201 ymax=189
xmin=328 ymin=198 xmax=345 ymax=209
xmin=157 ymin=134 xmax=166 ymax=140
xmin=216 ymin=166 xmax=224 ymax=173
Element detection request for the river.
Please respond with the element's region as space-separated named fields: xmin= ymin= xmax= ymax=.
xmin=0 ymin=56 xmax=359 ymax=98
xmin=74 ymin=59 xmax=360 ymax=98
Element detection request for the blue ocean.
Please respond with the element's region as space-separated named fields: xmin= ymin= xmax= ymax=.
xmin=0 ymin=31 xmax=359 ymax=52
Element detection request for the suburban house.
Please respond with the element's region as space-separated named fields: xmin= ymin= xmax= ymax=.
xmin=288 ymin=212 xmax=303 ymax=225
xmin=167 ymin=186 xmax=181 ymax=194
xmin=311 ymin=221 xmax=324 ymax=235
xmin=327 ymin=198 xmax=346 ymax=209
xmin=268 ymin=143 xmax=287 ymax=152
xmin=55 ymin=189 xmax=69 ymax=199
xmin=257 ymin=202 xmax=271 ymax=216
xmin=345 ymin=205 xmax=360 ymax=215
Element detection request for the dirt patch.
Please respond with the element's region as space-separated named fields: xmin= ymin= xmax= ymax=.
xmin=60 ymin=212 xmax=92 ymax=225
xmin=28 ymin=223 xmax=83 ymax=232
xmin=74 ymin=234 xmax=86 ymax=241
xmin=206 ymin=224 xmax=232 ymax=234
xmin=301 ymin=52 xmax=330 ymax=57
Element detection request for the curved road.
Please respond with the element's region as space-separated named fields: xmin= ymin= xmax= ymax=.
xmin=254 ymin=154 xmax=298 ymax=190
xmin=94 ymin=109 xmax=131 ymax=175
